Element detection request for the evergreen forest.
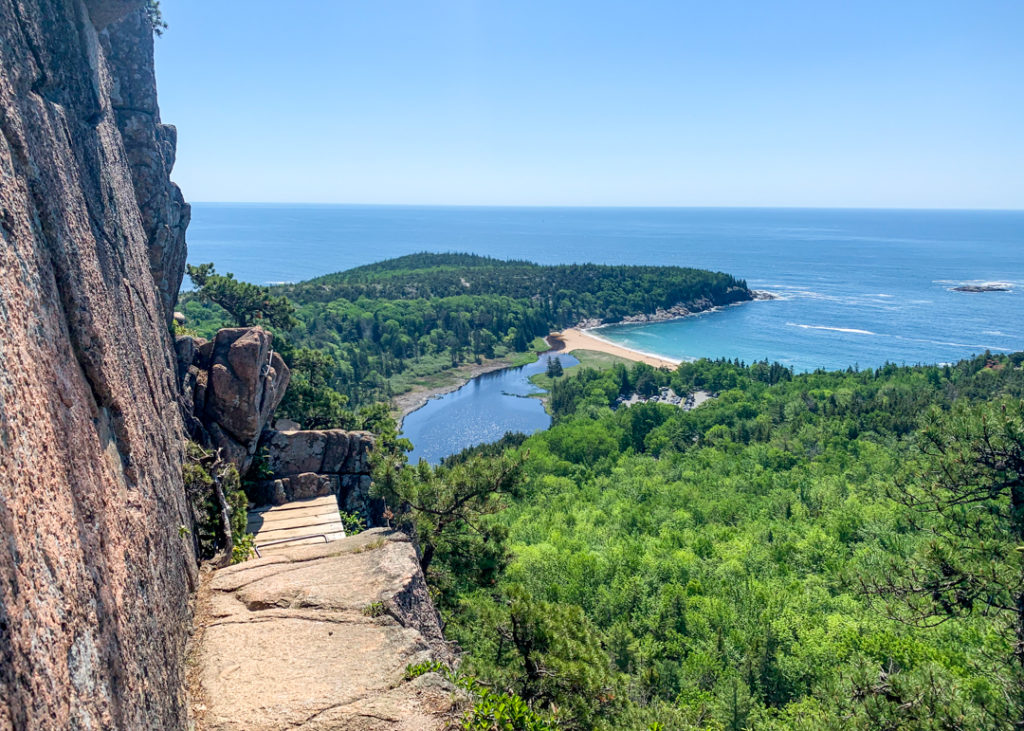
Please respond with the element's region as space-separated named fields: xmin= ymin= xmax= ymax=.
xmin=180 ymin=256 xmax=1024 ymax=728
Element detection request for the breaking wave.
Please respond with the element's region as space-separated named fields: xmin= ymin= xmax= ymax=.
xmin=787 ymin=323 xmax=876 ymax=336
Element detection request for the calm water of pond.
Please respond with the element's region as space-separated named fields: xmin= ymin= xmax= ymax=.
xmin=402 ymin=353 xmax=580 ymax=465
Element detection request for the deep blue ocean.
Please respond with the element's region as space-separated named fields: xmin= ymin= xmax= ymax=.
xmin=188 ymin=203 xmax=1024 ymax=372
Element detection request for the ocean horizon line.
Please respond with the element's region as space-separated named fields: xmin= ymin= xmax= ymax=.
xmin=187 ymin=201 xmax=1024 ymax=214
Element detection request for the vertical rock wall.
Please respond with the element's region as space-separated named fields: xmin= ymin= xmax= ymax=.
xmin=0 ymin=1 xmax=193 ymax=728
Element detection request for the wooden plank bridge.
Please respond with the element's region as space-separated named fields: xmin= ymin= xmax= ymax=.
xmin=245 ymin=495 xmax=345 ymax=556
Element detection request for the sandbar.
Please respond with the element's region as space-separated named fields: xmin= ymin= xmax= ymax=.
xmin=549 ymin=329 xmax=681 ymax=369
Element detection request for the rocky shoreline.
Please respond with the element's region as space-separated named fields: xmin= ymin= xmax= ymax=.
xmin=575 ymin=289 xmax=774 ymax=330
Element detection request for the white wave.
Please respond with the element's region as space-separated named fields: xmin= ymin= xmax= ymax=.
xmin=894 ymin=335 xmax=1013 ymax=352
xmin=754 ymin=290 xmax=791 ymax=301
xmin=984 ymin=330 xmax=1006 ymax=336
xmin=935 ymin=279 xmax=1017 ymax=290
xmin=787 ymin=323 xmax=877 ymax=336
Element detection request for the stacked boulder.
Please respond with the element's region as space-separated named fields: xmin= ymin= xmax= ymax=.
xmin=176 ymin=327 xmax=290 ymax=474
xmin=176 ymin=326 xmax=379 ymax=522
xmin=258 ymin=426 xmax=376 ymax=517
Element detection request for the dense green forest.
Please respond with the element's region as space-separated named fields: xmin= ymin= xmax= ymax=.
xmin=178 ymin=253 xmax=749 ymax=412
xmin=377 ymin=351 xmax=1024 ymax=729
xmin=179 ymin=254 xmax=1024 ymax=728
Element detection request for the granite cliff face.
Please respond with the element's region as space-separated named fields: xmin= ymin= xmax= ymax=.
xmin=0 ymin=3 xmax=449 ymax=728
xmin=0 ymin=1 xmax=193 ymax=727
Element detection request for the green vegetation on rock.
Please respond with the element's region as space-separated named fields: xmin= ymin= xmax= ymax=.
xmin=182 ymin=441 xmax=253 ymax=564
xmin=186 ymin=263 xmax=298 ymax=330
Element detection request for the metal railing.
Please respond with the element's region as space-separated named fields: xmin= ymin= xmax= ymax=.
xmin=253 ymin=533 xmax=331 ymax=558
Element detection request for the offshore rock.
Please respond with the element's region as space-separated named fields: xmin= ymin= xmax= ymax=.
xmin=0 ymin=0 xmax=194 ymax=728
xmin=191 ymin=529 xmax=460 ymax=731
xmin=176 ymin=327 xmax=290 ymax=473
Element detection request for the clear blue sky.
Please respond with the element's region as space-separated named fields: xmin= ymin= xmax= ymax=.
xmin=154 ymin=1 xmax=1024 ymax=208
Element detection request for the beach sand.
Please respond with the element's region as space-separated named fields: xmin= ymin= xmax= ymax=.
xmin=549 ymin=329 xmax=681 ymax=369
xmin=393 ymin=329 xmax=680 ymax=424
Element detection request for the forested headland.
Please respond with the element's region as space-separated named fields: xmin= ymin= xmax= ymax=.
xmin=178 ymin=253 xmax=749 ymax=418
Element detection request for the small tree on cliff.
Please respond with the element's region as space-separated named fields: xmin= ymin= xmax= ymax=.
xmin=146 ymin=1 xmax=167 ymax=36
xmin=373 ymin=450 xmax=527 ymax=601
xmin=186 ymin=263 xmax=297 ymax=331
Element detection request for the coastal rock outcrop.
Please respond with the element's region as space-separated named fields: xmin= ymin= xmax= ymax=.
xmin=192 ymin=529 xmax=459 ymax=731
xmin=176 ymin=327 xmax=290 ymax=473
xmin=575 ymin=288 xmax=753 ymax=328
xmin=0 ymin=1 xmax=194 ymax=727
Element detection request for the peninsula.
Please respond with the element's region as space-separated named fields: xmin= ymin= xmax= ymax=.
xmin=180 ymin=253 xmax=753 ymax=416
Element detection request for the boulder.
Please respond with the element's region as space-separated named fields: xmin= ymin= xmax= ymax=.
xmin=264 ymin=429 xmax=329 ymax=476
xmin=175 ymin=327 xmax=289 ymax=473
xmin=262 ymin=428 xmax=373 ymax=477
xmin=257 ymin=429 xmax=378 ymax=521
xmin=203 ymin=328 xmax=289 ymax=445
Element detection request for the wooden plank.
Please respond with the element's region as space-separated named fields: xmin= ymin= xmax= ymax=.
xmin=248 ymin=508 xmax=340 ymax=527
xmin=256 ymin=531 xmax=346 ymax=553
xmin=248 ymin=496 xmax=338 ymax=515
xmin=254 ymin=519 xmax=345 ymax=542
xmin=246 ymin=496 xmax=349 ymax=556
xmin=249 ymin=516 xmax=342 ymax=535
xmin=247 ymin=510 xmax=340 ymax=531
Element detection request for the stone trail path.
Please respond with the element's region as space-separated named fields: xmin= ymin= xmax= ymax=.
xmin=247 ymin=495 xmax=346 ymax=555
xmin=188 ymin=529 xmax=459 ymax=730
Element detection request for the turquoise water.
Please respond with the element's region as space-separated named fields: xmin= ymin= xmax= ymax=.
xmin=187 ymin=204 xmax=1024 ymax=370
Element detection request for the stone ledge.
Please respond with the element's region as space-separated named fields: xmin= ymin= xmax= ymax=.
xmin=192 ymin=530 xmax=459 ymax=730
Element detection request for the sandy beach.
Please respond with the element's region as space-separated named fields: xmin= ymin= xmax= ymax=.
xmin=549 ymin=329 xmax=681 ymax=369
xmin=394 ymin=330 xmax=680 ymax=424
